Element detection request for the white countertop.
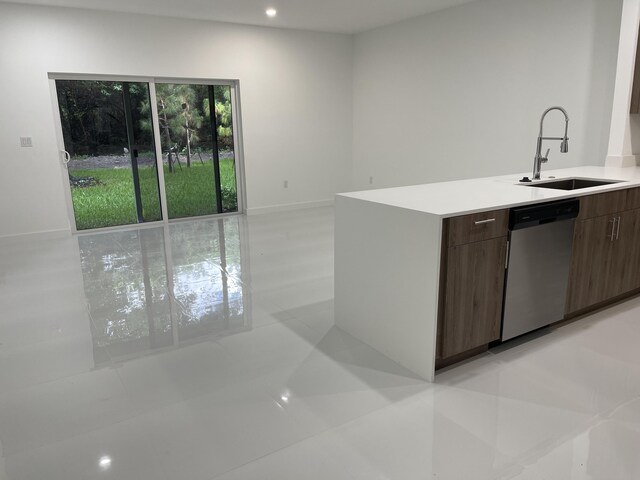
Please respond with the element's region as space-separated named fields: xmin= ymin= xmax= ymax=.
xmin=337 ymin=166 xmax=640 ymax=217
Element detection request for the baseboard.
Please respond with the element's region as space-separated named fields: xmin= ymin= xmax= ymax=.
xmin=246 ymin=198 xmax=334 ymax=215
xmin=0 ymin=228 xmax=70 ymax=241
xmin=563 ymin=287 xmax=640 ymax=321
xmin=605 ymin=155 xmax=639 ymax=167
xmin=435 ymin=345 xmax=489 ymax=371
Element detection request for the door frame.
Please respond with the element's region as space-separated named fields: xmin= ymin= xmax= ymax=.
xmin=48 ymin=73 xmax=247 ymax=234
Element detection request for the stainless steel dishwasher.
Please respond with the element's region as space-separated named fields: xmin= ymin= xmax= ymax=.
xmin=502 ymin=198 xmax=580 ymax=341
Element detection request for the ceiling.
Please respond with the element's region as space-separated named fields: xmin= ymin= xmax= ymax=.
xmin=6 ymin=0 xmax=479 ymax=34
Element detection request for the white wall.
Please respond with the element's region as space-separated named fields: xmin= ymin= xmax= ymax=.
xmin=0 ymin=2 xmax=353 ymax=236
xmin=607 ymin=0 xmax=640 ymax=166
xmin=351 ymin=0 xmax=622 ymax=190
xmin=0 ymin=0 xmax=627 ymax=237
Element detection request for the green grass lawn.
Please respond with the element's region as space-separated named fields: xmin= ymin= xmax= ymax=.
xmin=70 ymin=159 xmax=238 ymax=230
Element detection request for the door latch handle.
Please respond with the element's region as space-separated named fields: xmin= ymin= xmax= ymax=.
xmin=61 ymin=150 xmax=71 ymax=168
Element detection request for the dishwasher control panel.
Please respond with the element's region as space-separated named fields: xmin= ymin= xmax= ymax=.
xmin=509 ymin=199 xmax=580 ymax=230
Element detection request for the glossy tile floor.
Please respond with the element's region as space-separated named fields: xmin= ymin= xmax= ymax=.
xmin=1 ymin=206 xmax=639 ymax=479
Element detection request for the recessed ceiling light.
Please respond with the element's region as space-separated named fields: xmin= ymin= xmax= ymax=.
xmin=265 ymin=8 xmax=277 ymax=18
xmin=98 ymin=456 xmax=112 ymax=471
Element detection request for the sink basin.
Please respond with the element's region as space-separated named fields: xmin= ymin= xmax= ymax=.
xmin=520 ymin=177 xmax=624 ymax=191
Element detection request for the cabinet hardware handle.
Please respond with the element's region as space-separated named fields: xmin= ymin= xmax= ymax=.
xmin=475 ymin=218 xmax=496 ymax=225
xmin=616 ymin=216 xmax=621 ymax=240
xmin=608 ymin=217 xmax=617 ymax=241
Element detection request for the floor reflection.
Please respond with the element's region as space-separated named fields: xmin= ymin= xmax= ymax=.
xmin=77 ymin=217 xmax=252 ymax=366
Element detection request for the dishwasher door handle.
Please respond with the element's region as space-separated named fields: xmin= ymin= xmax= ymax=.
xmin=505 ymin=240 xmax=510 ymax=269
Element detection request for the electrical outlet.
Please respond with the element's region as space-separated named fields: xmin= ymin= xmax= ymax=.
xmin=283 ymin=180 xmax=288 ymax=188
xmin=20 ymin=136 xmax=33 ymax=148
xmin=369 ymin=176 xmax=373 ymax=185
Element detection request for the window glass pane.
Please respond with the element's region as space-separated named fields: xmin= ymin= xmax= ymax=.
xmin=155 ymin=82 xmax=239 ymax=218
xmin=214 ymin=85 xmax=238 ymax=213
xmin=156 ymin=83 xmax=217 ymax=219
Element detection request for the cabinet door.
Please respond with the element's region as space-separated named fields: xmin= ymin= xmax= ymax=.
xmin=614 ymin=209 xmax=640 ymax=295
xmin=441 ymin=236 xmax=507 ymax=358
xmin=566 ymin=215 xmax=617 ymax=314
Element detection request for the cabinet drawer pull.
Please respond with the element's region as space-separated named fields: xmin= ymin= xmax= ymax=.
xmin=474 ymin=218 xmax=496 ymax=225
xmin=616 ymin=216 xmax=621 ymax=240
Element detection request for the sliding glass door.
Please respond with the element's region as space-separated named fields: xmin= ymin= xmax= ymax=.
xmin=56 ymin=80 xmax=162 ymax=230
xmin=155 ymin=82 xmax=238 ymax=219
xmin=54 ymin=78 xmax=242 ymax=231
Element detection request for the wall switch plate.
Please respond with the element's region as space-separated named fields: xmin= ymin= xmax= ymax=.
xmin=369 ymin=176 xmax=373 ymax=185
xmin=20 ymin=136 xmax=33 ymax=147
xmin=283 ymin=180 xmax=288 ymax=188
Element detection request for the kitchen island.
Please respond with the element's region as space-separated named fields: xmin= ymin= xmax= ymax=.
xmin=334 ymin=166 xmax=640 ymax=381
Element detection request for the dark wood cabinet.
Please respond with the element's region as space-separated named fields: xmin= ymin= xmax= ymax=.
xmin=438 ymin=210 xmax=508 ymax=364
xmin=440 ymin=236 xmax=507 ymax=358
xmin=616 ymin=209 xmax=640 ymax=294
xmin=578 ymin=187 xmax=640 ymax=220
xmin=567 ymin=208 xmax=640 ymax=314
xmin=566 ymin=215 xmax=617 ymax=313
xmin=578 ymin=190 xmax=628 ymax=219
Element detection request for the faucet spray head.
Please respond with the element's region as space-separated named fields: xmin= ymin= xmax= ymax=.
xmin=560 ymin=137 xmax=569 ymax=153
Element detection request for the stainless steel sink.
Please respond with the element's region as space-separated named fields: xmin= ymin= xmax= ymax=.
xmin=520 ymin=177 xmax=623 ymax=191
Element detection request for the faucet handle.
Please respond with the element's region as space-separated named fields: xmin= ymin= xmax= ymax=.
xmin=541 ymin=148 xmax=550 ymax=163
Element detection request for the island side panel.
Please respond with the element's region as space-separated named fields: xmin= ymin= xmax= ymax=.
xmin=334 ymin=195 xmax=443 ymax=381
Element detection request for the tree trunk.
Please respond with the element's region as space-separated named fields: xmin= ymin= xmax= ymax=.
xmin=183 ymin=109 xmax=192 ymax=168
xmin=185 ymin=123 xmax=192 ymax=168
xmin=159 ymin=97 xmax=174 ymax=173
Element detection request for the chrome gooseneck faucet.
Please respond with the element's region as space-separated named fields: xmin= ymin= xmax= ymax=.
xmin=532 ymin=106 xmax=569 ymax=180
